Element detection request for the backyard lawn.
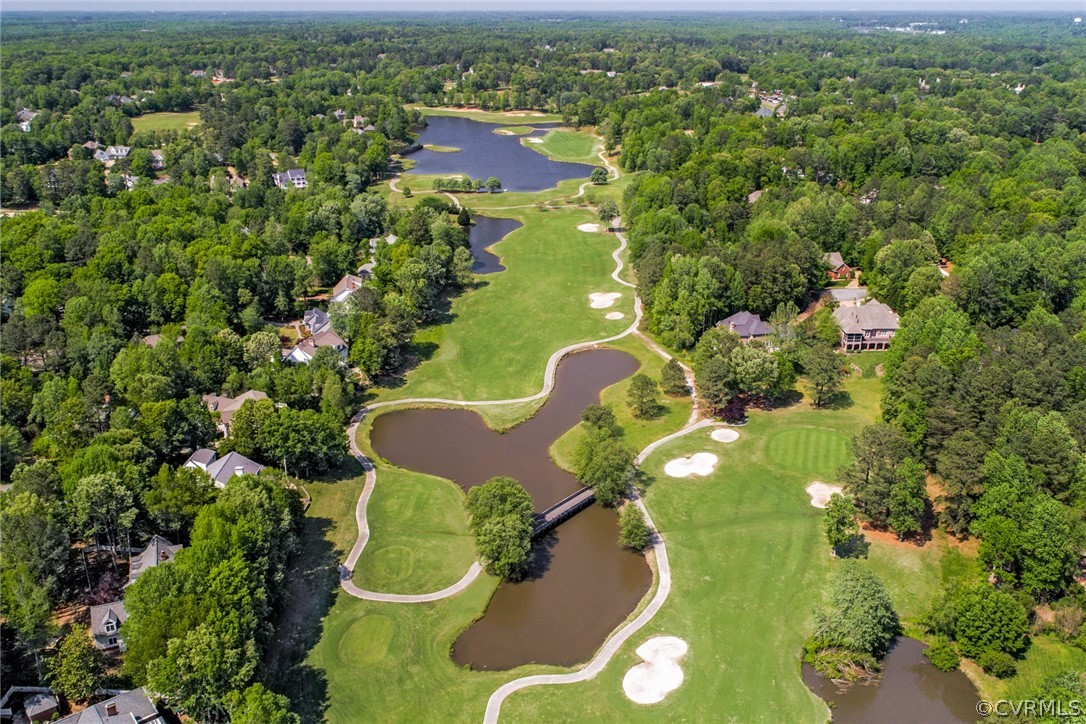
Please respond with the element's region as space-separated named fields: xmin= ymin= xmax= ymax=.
xmin=131 ymin=110 xmax=202 ymax=132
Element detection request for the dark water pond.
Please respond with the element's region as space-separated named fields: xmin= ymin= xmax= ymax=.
xmin=468 ymin=215 xmax=521 ymax=274
xmin=407 ymin=115 xmax=594 ymax=192
xmin=803 ymin=637 xmax=980 ymax=723
xmin=369 ymin=348 xmax=651 ymax=669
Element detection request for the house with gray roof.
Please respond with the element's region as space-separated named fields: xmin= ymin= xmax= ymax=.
xmin=303 ymin=308 xmax=331 ymax=335
xmin=201 ymin=389 xmax=269 ymax=435
xmin=55 ymin=688 xmax=163 ymax=724
xmin=823 ymin=251 xmax=855 ymax=280
xmin=272 ymin=168 xmax=307 ymax=189
xmin=718 ymin=311 xmax=772 ymax=341
xmin=127 ymin=535 xmax=182 ymax=586
xmin=183 ymin=449 xmax=265 ymax=488
xmin=833 ymin=300 xmax=900 ymax=352
xmin=89 ymin=601 xmax=127 ymax=650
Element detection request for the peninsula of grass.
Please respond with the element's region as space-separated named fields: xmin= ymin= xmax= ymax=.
xmin=523 ymin=129 xmax=601 ymax=164
xmin=494 ymin=125 xmax=535 ymax=135
xmin=422 ymin=143 xmax=461 ymax=153
xmin=131 ymin=110 xmax=201 ymax=132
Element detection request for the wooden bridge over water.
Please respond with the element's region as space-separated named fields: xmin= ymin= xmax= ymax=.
xmin=531 ymin=487 xmax=596 ymax=538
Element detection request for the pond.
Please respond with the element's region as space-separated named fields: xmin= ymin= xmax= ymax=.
xmin=406 ymin=115 xmax=595 ymax=192
xmin=468 ymin=215 xmax=521 ymax=274
xmin=369 ymin=348 xmax=651 ymax=669
xmin=802 ymin=637 xmax=980 ymax=723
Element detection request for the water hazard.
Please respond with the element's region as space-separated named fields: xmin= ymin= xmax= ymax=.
xmin=468 ymin=215 xmax=521 ymax=274
xmin=406 ymin=115 xmax=594 ymax=192
xmin=802 ymin=637 xmax=980 ymax=723
xmin=369 ymin=348 xmax=651 ymax=669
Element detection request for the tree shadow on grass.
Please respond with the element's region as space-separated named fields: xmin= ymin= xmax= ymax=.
xmin=833 ymin=534 xmax=870 ymax=559
xmin=264 ymin=506 xmax=339 ymax=723
xmin=820 ymin=390 xmax=855 ymax=410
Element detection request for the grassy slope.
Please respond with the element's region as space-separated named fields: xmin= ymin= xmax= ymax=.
xmin=131 ymin=110 xmax=201 ymax=132
xmin=413 ymin=105 xmax=563 ymax=124
xmin=369 ymin=206 xmax=631 ymax=412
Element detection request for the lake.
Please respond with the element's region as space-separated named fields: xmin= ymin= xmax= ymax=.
xmin=369 ymin=348 xmax=651 ymax=669
xmin=406 ymin=115 xmax=595 ymax=192
xmin=468 ymin=215 xmax=521 ymax=274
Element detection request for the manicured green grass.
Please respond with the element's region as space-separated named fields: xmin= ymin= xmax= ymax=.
xmin=524 ymin=129 xmax=601 ymax=165
xmin=502 ymin=385 xmax=882 ymax=722
xmin=764 ymin=426 xmax=850 ymax=475
xmin=494 ymin=125 xmax=535 ymax=135
xmin=130 ymin=110 xmax=201 ymax=132
xmin=369 ymin=206 xmax=631 ymax=409
xmin=350 ymin=417 xmax=477 ymax=593
xmin=423 ymin=144 xmax=462 ymax=153
xmin=969 ymin=636 xmax=1086 ymax=702
xmin=413 ymin=105 xmax=563 ymax=124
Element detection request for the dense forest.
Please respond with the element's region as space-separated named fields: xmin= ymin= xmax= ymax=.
xmin=2 ymin=11 xmax=1085 ymax=721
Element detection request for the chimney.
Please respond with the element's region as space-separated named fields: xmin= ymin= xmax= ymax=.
xmin=105 ymin=702 xmax=118 ymax=716
xmin=235 ymin=465 xmax=245 ymax=477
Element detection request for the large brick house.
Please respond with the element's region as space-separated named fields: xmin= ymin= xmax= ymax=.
xmin=833 ymin=301 xmax=900 ymax=352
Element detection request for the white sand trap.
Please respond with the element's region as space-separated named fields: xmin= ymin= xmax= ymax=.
xmin=493 ymin=129 xmax=514 ymax=135
xmin=605 ymin=311 xmax=625 ymax=320
xmin=664 ymin=452 xmax=718 ymax=478
xmin=526 ymin=137 xmax=544 ymax=144
xmin=806 ymin=482 xmax=844 ymax=509
xmin=578 ymin=223 xmax=601 ymax=233
xmin=623 ymin=636 xmax=689 ymax=705
xmin=711 ymin=428 xmax=739 ymax=443
xmin=589 ymin=292 xmax=621 ymax=309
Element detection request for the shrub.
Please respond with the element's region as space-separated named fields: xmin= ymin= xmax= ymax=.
xmin=924 ymin=637 xmax=961 ymax=672
xmin=618 ymin=504 xmax=652 ymax=550
xmin=978 ymin=650 xmax=1017 ymax=678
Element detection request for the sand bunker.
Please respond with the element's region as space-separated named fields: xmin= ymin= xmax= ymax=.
xmin=664 ymin=452 xmax=718 ymax=478
xmin=526 ymin=137 xmax=544 ymax=144
xmin=622 ymin=636 xmax=689 ymax=705
xmin=589 ymin=292 xmax=621 ymax=309
xmin=710 ymin=428 xmax=739 ymax=443
xmin=577 ymin=223 xmax=601 ymax=233
xmin=806 ymin=482 xmax=844 ymax=509
xmin=605 ymin=312 xmax=625 ymax=320
xmin=493 ymin=129 xmax=515 ymax=135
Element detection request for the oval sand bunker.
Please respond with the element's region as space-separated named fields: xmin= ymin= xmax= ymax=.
xmin=577 ymin=222 xmax=601 ymax=233
xmin=589 ymin=292 xmax=621 ymax=309
xmin=623 ymin=636 xmax=689 ymax=705
xmin=806 ymin=482 xmax=843 ymax=509
xmin=711 ymin=428 xmax=739 ymax=443
xmin=605 ymin=312 xmax=625 ymax=320
xmin=526 ymin=137 xmax=544 ymax=143
xmin=664 ymin=452 xmax=718 ymax=478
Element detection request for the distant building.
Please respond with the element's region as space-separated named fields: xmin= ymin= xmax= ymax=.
xmin=331 ymin=273 xmax=366 ymax=303
xmin=183 ymin=449 xmax=265 ymax=488
xmin=55 ymin=689 xmax=164 ymax=724
xmin=823 ymin=251 xmax=855 ymax=281
xmin=150 ymin=149 xmax=165 ymax=170
xmin=191 ymin=69 xmax=207 ymax=77
xmin=24 ymin=691 xmax=59 ymax=722
xmin=833 ymin=300 xmax=899 ymax=352
xmin=15 ymin=108 xmax=40 ymax=132
xmin=127 ymin=535 xmax=182 ymax=586
xmin=718 ymin=311 xmax=772 ymax=341
xmin=272 ymin=169 xmax=307 ymax=189
xmin=93 ymin=145 xmax=130 ymax=163
xmin=202 ymin=389 xmax=269 ymax=435
xmin=89 ymin=601 xmax=127 ymax=650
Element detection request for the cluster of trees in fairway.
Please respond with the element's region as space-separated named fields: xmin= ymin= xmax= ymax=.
xmin=432 ymin=176 xmax=501 ymax=193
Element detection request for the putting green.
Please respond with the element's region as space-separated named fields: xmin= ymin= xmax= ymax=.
xmin=764 ymin=427 xmax=851 ymax=475
xmin=340 ymin=615 xmax=396 ymax=665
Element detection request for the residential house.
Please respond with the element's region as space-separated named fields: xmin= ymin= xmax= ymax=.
xmin=82 ymin=140 xmax=100 ymax=153
xmin=24 ymin=691 xmax=60 ymax=722
xmin=303 ymin=308 xmax=331 ymax=335
xmin=352 ymin=115 xmax=367 ymax=128
xmin=93 ymin=145 xmax=130 ymax=163
xmin=150 ymin=149 xmax=164 ymax=170
xmin=202 ymin=389 xmax=269 ymax=435
xmin=55 ymin=689 xmax=164 ymax=724
xmin=191 ymin=69 xmax=207 ymax=77
xmin=127 ymin=535 xmax=182 ymax=586
xmin=104 ymin=94 xmax=135 ymax=106
xmin=284 ymin=329 xmax=348 ymax=364
xmin=823 ymin=251 xmax=854 ymax=281
xmin=183 ymin=449 xmax=266 ymax=488
xmin=833 ymin=300 xmax=900 ymax=352
xmin=331 ymin=273 xmax=366 ymax=303
xmin=718 ymin=311 xmax=772 ymax=341
xmin=15 ymin=108 xmax=40 ymax=132
xmin=121 ymin=174 xmax=140 ymax=191
xmin=272 ymin=169 xmax=308 ymax=189
xmin=89 ymin=601 xmax=127 ymax=650
xmin=333 ymin=109 xmax=347 ymax=122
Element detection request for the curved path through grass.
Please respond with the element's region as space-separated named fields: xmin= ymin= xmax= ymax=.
xmin=339 ymin=151 xmax=706 ymax=720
